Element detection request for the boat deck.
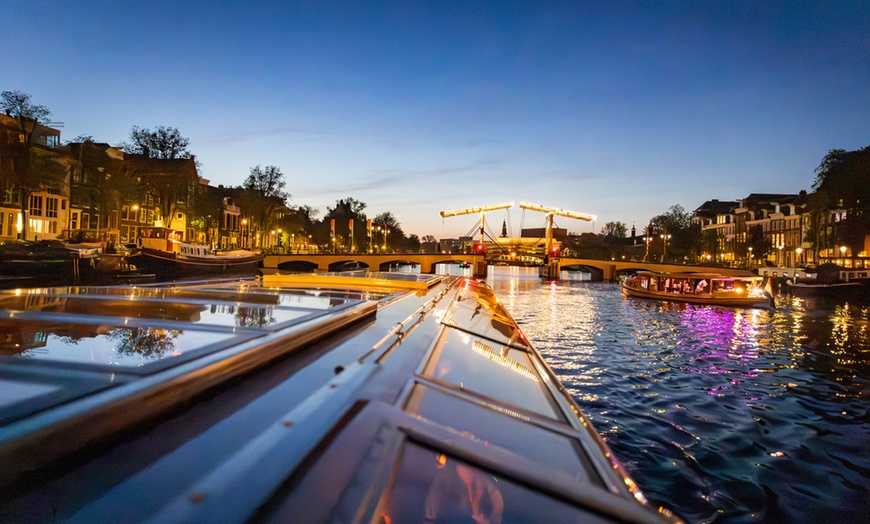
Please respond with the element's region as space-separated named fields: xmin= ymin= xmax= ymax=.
xmin=0 ymin=273 xmax=678 ymax=523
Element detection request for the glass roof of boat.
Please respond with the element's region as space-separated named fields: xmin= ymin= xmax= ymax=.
xmin=0 ymin=279 xmax=389 ymax=375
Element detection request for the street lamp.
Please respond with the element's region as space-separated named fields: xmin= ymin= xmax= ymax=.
xmin=748 ymin=246 xmax=753 ymax=268
xmin=660 ymin=233 xmax=671 ymax=263
xmin=796 ymin=247 xmax=803 ymax=267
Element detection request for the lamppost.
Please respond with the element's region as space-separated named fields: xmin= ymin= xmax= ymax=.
xmin=372 ymin=226 xmax=380 ymax=253
xmin=241 ymin=219 xmax=247 ymax=249
xmin=643 ymin=234 xmax=653 ymax=262
xmin=660 ymin=232 xmax=671 ymax=263
xmin=840 ymin=245 xmax=847 ymax=266
xmin=748 ymin=246 xmax=753 ymax=268
xmin=796 ymin=247 xmax=803 ymax=267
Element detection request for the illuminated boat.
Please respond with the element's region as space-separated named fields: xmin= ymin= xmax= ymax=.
xmin=622 ymin=271 xmax=773 ymax=308
xmin=0 ymin=273 xmax=680 ymax=523
xmin=127 ymin=226 xmax=264 ymax=278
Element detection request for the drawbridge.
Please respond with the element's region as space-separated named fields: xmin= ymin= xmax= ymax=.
xmin=439 ymin=202 xmax=596 ymax=265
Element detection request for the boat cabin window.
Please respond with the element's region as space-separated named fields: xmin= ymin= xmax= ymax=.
xmin=378 ymin=443 xmax=610 ymax=524
xmin=405 ymin=384 xmax=601 ymax=486
xmin=424 ymin=329 xmax=563 ymax=421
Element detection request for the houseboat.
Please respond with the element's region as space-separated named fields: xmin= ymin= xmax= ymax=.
xmin=0 ymin=273 xmax=680 ymax=523
xmin=127 ymin=226 xmax=263 ymax=278
xmin=622 ymin=271 xmax=773 ymax=309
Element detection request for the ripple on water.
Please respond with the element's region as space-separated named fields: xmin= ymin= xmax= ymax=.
xmin=492 ymin=278 xmax=870 ymax=523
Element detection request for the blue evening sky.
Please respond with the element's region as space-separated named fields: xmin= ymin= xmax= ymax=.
xmin=3 ymin=1 xmax=869 ymax=239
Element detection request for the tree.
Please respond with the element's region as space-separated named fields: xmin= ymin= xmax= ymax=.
xmin=811 ymin=146 xmax=870 ymax=257
xmin=562 ymin=232 xmax=608 ymax=259
xmin=372 ymin=212 xmax=405 ymax=252
xmin=241 ymin=165 xmax=289 ymax=247
xmin=323 ymin=198 xmax=368 ymax=252
xmin=64 ymin=134 xmax=94 ymax=145
xmin=123 ymin=125 xmax=192 ymax=159
xmin=123 ymin=126 xmax=199 ymax=228
xmin=421 ymin=235 xmax=436 ymax=243
xmin=0 ymin=90 xmax=67 ymax=240
xmin=600 ymin=221 xmax=627 ymax=240
xmin=650 ymin=204 xmax=696 ymax=262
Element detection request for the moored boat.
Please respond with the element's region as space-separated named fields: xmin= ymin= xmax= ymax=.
xmin=786 ymin=280 xmax=865 ymax=298
xmin=0 ymin=239 xmax=101 ymax=285
xmin=127 ymin=226 xmax=263 ymax=278
xmin=622 ymin=271 xmax=773 ymax=308
xmin=785 ymin=264 xmax=870 ymax=299
xmin=0 ymin=273 xmax=680 ymax=523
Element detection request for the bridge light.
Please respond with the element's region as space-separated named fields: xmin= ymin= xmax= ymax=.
xmin=474 ymin=243 xmax=485 ymax=254
xmin=550 ymin=245 xmax=560 ymax=257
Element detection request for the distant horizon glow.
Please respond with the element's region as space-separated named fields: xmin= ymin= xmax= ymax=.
xmin=3 ymin=1 xmax=868 ymax=239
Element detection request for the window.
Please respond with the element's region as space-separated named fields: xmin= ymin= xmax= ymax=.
xmin=70 ymin=211 xmax=79 ymax=230
xmin=46 ymin=198 xmax=58 ymax=218
xmin=30 ymin=195 xmax=43 ymax=217
xmin=42 ymin=134 xmax=59 ymax=148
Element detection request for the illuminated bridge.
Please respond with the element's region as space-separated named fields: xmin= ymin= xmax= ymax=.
xmin=261 ymin=254 xmax=753 ymax=281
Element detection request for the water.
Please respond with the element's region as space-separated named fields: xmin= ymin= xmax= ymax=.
xmin=487 ymin=268 xmax=869 ymax=524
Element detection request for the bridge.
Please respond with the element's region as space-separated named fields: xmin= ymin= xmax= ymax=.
xmin=262 ymin=253 xmax=754 ymax=280
xmin=263 ymin=253 xmax=487 ymax=275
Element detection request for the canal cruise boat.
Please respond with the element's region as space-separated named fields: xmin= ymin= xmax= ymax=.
xmin=0 ymin=272 xmax=680 ymax=523
xmin=127 ymin=226 xmax=264 ymax=278
xmin=622 ymin=271 xmax=773 ymax=309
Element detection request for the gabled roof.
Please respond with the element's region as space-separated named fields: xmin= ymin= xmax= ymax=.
xmin=693 ymin=199 xmax=738 ymax=218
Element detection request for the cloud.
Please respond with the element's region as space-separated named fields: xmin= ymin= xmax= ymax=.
xmin=206 ymin=126 xmax=339 ymax=145
xmin=364 ymin=157 xmax=506 ymax=178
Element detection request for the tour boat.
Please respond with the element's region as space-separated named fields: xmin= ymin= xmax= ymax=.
xmin=622 ymin=271 xmax=773 ymax=308
xmin=127 ymin=226 xmax=264 ymax=278
xmin=0 ymin=273 xmax=680 ymax=523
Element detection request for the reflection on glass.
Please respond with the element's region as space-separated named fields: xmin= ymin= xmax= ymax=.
xmin=427 ymin=329 xmax=562 ymax=420
xmin=441 ymin=285 xmax=531 ymax=351
xmin=471 ymin=340 xmax=538 ymax=382
xmin=5 ymin=323 xmax=234 ymax=368
xmin=406 ymin=385 xmax=599 ymax=485
xmin=377 ymin=443 xmax=609 ymax=524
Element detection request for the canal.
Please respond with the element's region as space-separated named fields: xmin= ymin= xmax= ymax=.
xmin=485 ymin=267 xmax=868 ymax=523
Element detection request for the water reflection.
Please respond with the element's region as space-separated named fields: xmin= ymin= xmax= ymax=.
xmin=488 ymin=274 xmax=869 ymax=523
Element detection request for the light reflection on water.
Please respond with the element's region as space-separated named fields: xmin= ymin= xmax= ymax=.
xmin=488 ymin=270 xmax=869 ymax=524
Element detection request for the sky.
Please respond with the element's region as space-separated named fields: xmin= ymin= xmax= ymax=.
xmin=3 ymin=1 xmax=869 ymax=240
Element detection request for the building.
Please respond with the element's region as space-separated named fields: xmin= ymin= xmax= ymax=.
xmin=0 ymin=113 xmax=70 ymax=241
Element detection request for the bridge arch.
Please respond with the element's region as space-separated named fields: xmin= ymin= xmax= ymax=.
xmin=277 ymin=260 xmax=318 ymax=272
xmin=559 ymin=263 xmax=604 ymax=281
